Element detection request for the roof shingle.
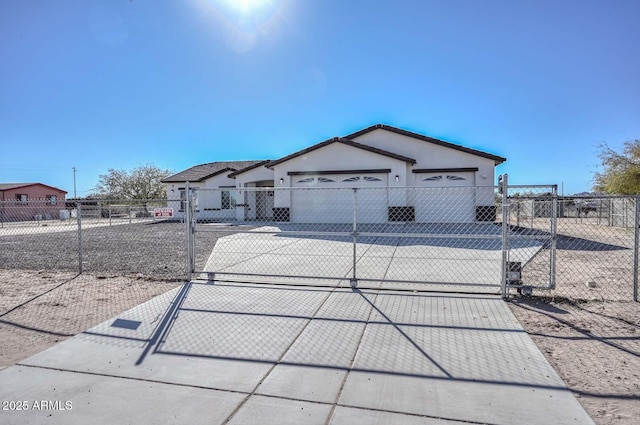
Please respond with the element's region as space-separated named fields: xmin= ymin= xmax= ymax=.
xmin=161 ymin=161 xmax=264 ymax=183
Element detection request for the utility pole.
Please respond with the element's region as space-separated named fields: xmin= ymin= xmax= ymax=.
xmin=73 ymin=167 xmax=77 ymax=199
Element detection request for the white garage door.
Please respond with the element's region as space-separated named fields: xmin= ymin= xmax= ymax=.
xmin=291 ymin=174 xmax=388 ymax=223
xmin=415 ymin=172 xmax=476 ymax=223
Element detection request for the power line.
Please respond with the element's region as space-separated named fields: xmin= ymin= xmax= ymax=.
xmin=0 ymin=164 xmax=74 ymax=171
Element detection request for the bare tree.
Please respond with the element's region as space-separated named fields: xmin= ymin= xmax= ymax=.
xmin=94 ymin=164 xmax=172 ymax=209
xmin=593 ymin=140 xmax=640 ymax=195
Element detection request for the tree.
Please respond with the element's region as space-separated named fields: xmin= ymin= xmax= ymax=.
xmin=94 ymin=164 xmax=172 ymax=202
xmin=593 ymin=140 xmax=640 ymax=195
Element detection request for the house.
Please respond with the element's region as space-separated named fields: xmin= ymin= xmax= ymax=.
xmin=162 ymin=161 xmax=264 ymax=221
xmin=0 ymin=183 xmax=68 ymax=222
xmin=162 ymin=124 xmax=506 ymax=223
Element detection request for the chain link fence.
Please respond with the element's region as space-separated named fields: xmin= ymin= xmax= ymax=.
xmin=0 ymin=198 xmax=188 ymax=367
xmin=0 ymin=198 xmax=188 ymax=278
xmin=505 ymin=193 xmax=638 ymax=302
xmin=187 ymin=185 xmax=507 ymax=292
xmin=184 ymin=184 xmax=555 ymax=297
xmin=182 ymin=184 xmax=638 ymax=303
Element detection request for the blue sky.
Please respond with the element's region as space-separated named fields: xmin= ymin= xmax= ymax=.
xmin=1 ymin=0 xmax=638 ymax=197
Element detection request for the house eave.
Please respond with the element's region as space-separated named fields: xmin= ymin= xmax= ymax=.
xmin=345 ymin=124 xmax=507 ymax=165
xmin=268 ymin=137 xmax=416 ymax=169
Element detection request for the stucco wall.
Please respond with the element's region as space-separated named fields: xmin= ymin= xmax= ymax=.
xmin=352 ymin=128 xmax=496 ymax=186
xmin=271 ymin=142 xmax=408 ymax=208
xmin=352 ymin=128 xmax=498 ymax=207
xmin=234 ymin=166 xmax=274 ymax=187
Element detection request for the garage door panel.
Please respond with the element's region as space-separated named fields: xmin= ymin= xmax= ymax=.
xmin=415 ymin=173 xmax=476 ymax=223
xmin=355 ymin=188 xmax=388 ymax=223
xmin=291 ymin=188 xmax=353 ymax=223
xmin=291 ymin=174 xmax=388 ymax=223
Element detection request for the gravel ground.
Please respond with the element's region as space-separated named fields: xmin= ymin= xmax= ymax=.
xmin=0 ymin=220 xmax=255 ymax=279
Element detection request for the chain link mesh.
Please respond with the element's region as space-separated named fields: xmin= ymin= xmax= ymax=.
xmin=1 ymin=189 xmax=637 ymax=369
xmin=0 ymin=198 xmax=186 ymax=367
xmin=506 ymin=193 xmax=637 ymax=301
xmin=188 ymin=186 xmax=638 ymax=302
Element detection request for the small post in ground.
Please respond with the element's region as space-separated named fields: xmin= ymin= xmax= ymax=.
xmin=633 ymin=196 xmax=639 ymax=302
xmin=77 ymin=201 xmax=83 ymax=274
xmin=351 ymin=188 xmax=358 ymax=288
xmin=500 ymin=174 xmax=509 ymax=299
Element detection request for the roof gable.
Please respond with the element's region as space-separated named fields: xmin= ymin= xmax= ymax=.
xmin=162 ymin=160 xmax=264 ymax=183
xmin=267 ymin=137 xmax=416 ymax=168
xmin=0 ymin=183 xmax=67 ymax=193
xmin=345 ymin=124 xmax=506 ymax=165
xmin=227 ymin=160 xmax=272 ymax=178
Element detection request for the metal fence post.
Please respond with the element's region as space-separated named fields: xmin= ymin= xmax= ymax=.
xmin=549 ymin=185 xmax=558 ymax=290
xmin=77 ymin=201 xmax=83 ymax=274
xmin=351 ymin=188 xmax=358 ymax=288
xmin=185 ymin=182 xmax=193 ymax=281
xmin=633 ymin=196 xmax=639 ymax=302
xmin=500 ymin=174 xmax=509 ymax=299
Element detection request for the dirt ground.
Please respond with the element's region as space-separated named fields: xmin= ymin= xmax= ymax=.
xmin=0 ymin=269 xmax=180 ymax=368
xmin=508 ymin=298 xmax=640 ymax=425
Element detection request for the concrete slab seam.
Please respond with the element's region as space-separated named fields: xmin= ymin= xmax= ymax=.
xmin=220 ymin=285 xmax=339 ymax=425
xmin=323 ymin=287 xmax=382 ymax=425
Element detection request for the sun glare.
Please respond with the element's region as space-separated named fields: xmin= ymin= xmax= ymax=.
xmin=203 ymin=0 xmax=285 ymax=53
xmin=228 ymin=0 xmax=270 ymax=13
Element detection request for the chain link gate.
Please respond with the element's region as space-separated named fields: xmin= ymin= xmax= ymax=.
xmin=183 ymin=176 xmax=557 ymax=296
xmin=499 ymin=175 xmax=558 ymax=298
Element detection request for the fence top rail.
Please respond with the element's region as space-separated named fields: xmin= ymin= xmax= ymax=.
xmin=559 ymin=195 xmax=639 ymax=200
xmin=191 ymin=185 xmax=502 ymax=192
xmin=508 ymin=184 xmax=557 ymax=190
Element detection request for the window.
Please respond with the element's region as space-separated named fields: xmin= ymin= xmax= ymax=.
xmin=363 ymin=176 xmax=382 ymax=182
xmin=221 ymin=190 xmax=231 ymax=209
xmin=16 ymin=194 xmax=28 ymax=204
xmin=179 ymin=189 xmax=200 ymax=210
xmin=46 ymin=195 xmax=57 ymax=205
xmin=179 ymin=189 xmax=186 ymax=211
xmin=297 ymin=178 xmax=315 ymax=184
xmin=342 ymin=176 xmax=360 ymax=182
xmin=317 ymin=177 xmax=335 ymax=183
xmin=423 ymin=176 xmax=442 ymax=181
xmin=446 ymin=175 xmax=466 ymax=181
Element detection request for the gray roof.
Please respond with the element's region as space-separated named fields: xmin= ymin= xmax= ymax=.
xmin=162 ymin=161 xmax=264 ymax=183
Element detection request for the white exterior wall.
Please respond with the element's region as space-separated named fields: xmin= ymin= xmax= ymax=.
xmin=234 ymin=166 xmax=274 ymax=188
xmin=271 ymin=142 xmax=408 ymax=209
xmin=165 ymin=173 xmax=237 ymax=221
xmin=351 ymin=128 xmax=497 ymax=207
xmin=233 ymin=166 xmax=274 ymax=221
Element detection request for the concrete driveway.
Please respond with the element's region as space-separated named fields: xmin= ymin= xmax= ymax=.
xmin=203 ymin=224 xmax=546 ymax=292
xmin=0 ymin=281 xmax=593 ymax=424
